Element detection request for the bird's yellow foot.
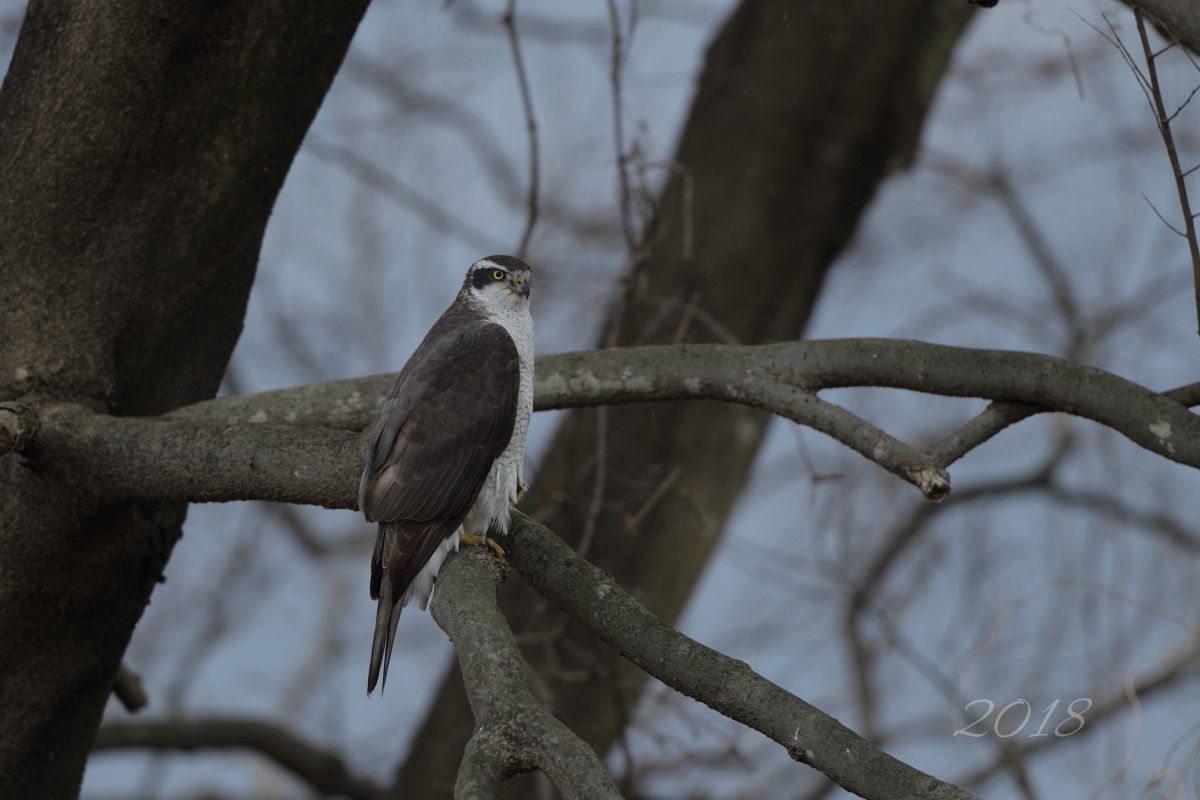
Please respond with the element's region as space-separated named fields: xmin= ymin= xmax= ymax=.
xmin=462 ymin=530 xmax=506 ymax=557
xmin=513 ymin=479 xmax=529 ymax=505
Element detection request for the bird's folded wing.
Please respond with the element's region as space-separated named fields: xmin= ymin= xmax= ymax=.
xmin=360 ymin=321 xmax=520 ymax=599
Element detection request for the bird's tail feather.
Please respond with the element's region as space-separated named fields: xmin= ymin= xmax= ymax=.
xmin=368 ymin=522 xmax=409 ymax=694
xmin=368 ymin=571 xmax=401 ymax=694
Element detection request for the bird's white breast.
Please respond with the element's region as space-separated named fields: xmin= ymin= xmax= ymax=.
xmin=463 ymin=300 xmax=533 ymax=538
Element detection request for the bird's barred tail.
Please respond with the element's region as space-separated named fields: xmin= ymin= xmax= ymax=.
xmin=367 ymin=523 xmax=402 ymax=694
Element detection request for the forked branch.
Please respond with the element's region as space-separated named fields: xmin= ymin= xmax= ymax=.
xmin=430 ymin=546 xmax=621 ymax=799
xmin=501 ymin=511 xmax=978 ymax=800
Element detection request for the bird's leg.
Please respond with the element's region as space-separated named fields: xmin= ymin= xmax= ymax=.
xmin=462 ymin=529 xmax=505 ymax=557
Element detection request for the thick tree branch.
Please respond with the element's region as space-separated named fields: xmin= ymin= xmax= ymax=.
xmin=34 ymin=406 xmax=362 ymax=508
xmin=429 ymin=547 xmax=622 ymax=800
xmin=499 ymin=511 xmax=977 ymax=800
xmin=520 ymin=342 xmax=1200 ymax=470
xmin=93 ymin=716 xmax=386 ymax=800
xmin=179 ymin=353 xmax=947 ymax=496
xmin=178 ymin=339 xmax=1199 ymax=435
xmin=0 ymin=1 xmax=371 ymax=790
xmin=927 ymin=378 xmax=1200 ymax=467
xmin=19 ymin=340 xmax=1193 ymax=509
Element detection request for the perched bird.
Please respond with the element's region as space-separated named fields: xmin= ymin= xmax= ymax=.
xmin=359 ymin=255 xmax=534 ymax=694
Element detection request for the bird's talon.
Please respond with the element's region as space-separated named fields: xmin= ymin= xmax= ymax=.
xmin=462 ymin=530 xmax=506 ymax=557
xmin=513 ymin=479 xmax=529 ymax=505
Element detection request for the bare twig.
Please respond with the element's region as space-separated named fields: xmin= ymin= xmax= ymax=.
xmin=1044 ymin=481 xmax=1200 ymax=552
xmin=623 ymin=463 xmax=683 ymax=534
xmin=1132 ymin=6 xmax=1200 ymax=335
xmin=639 ymin=160 xmax=695 ymax=261
xmin=269 ymin=502 xmax=364 ymax=559
xmin=305 ymin=135 xmax=497 ymax=252
xmin=604 ymin=0 xmax=637 ymax=251
xmin=501 ymin=0 xmax=540 ymax=258
xmin=93 ymin=717 xmax=386 ymax=800
xmin=989 ymin=173 xmax=1081 ymax=330
xmin=1142 ymin=191 xmax=1189 ymax=237
xmin=577 ymin=406 xmax=609 ymax=557
xmin=1019 ymin=0 xmax=1085 ymax=97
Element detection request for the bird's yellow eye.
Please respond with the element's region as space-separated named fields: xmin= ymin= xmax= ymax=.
xmin=491 ymin=269 xmax=505 ymax=281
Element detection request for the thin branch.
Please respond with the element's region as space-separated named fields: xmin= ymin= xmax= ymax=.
xmin=429 ymin=546 xmax=622 ymax=800
xmin=1074 ymin=11 xmax=1153 ymax=104
xmin=604 ymin=0 xmax=637 ymax=251
xmin=1142 ymin=191 xmax=1189 ymax=237
xmin=1133 ymin=6 xmax=1200 ymax=334
xmin=1018 ymin=1 xmax=1084 ymax=98
xmin=501 ymin=0 xmax=540 ymax=259
xmin=989 ymin=169 xmax=1081 ymax=331
xmin=1165 ymin=79 xmax=1200 ymax=124
xmin=268 ymin=502 xmax=365 ymax=559
xmin=1043 ymin=481 xmax=1200 ymax=552
xmin=577 ymin=406 xmax=609 ymax=557
xmin=304 ymin=135 xmax=497 ymax=252
xmin=92 ymin=717 xmax=386 ymax=800
xmin=500 ymin=511 xmax=978 ymax=800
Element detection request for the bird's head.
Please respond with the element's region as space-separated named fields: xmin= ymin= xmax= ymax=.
xmin=464 ymin=255 xmax=533 ymax=310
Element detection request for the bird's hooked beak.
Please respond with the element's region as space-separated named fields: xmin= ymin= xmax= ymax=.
xmin=513 ymin=273 xmax=531 ymax=298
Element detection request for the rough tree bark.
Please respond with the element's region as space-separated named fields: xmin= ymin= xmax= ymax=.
xmin=397 ymin=1 xmax=975 ymax=795
xmin=0 ymin=2 xmax=368 ymax=795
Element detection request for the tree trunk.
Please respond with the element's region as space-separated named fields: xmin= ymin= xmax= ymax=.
xmin=0 ymin=2 xmax=368 ymax=795
xmin=396 ymin=1 xmax=974 ymax=796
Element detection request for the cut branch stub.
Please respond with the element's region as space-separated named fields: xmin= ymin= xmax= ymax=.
xmin=906 ymin=465 xmax=951 ymax=501
xmin=0 ymin=403 xmax=38 ymax=455
xmin=112 ymin=664 xmax=148 ymax=714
